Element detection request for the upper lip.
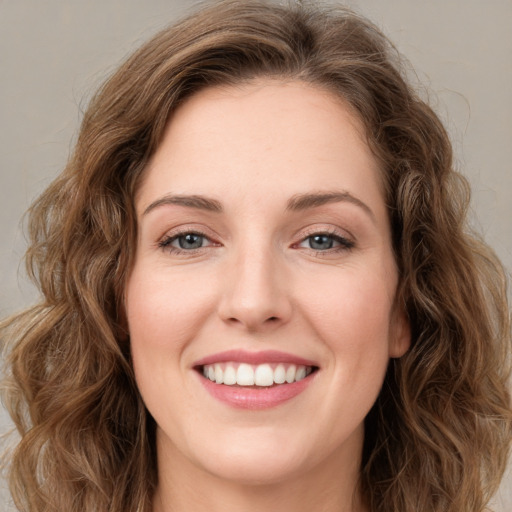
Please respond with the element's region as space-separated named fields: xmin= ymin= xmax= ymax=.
xmin=193 ymin=349 xmax=318 ymax=367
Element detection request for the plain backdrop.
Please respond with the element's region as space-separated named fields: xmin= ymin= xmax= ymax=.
xmin=1 ymin=1 xmax=511 ymax=510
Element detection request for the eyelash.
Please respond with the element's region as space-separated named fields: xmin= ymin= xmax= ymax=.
xmin=158 ymin=230 xmax=214 ymax=255
xmin=157 ymin=228 xmax=355 ymax=255
xmin=295 ymin=228 xmax=355 ymax=254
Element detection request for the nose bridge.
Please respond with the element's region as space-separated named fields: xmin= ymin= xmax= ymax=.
xmin=218 ymin=235 xmax=291 ymax=330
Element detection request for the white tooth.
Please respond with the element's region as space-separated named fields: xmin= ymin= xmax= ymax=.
xmin=306 ymin=367 xmax=312 ymax=376
xmin=223 ymin=364 xmax=237 ymax=385
xmin=236 ymin=363 xmax=255 ymax=386
xmin=285 ymin=364 xmax=296 ymax=383
xmin=214 ymin=364 xmax=224 ymax=384
xmin=274 ymin=364 xmax=286 ymax=384
xmin=254 ymin=364 xmax=274 ymax=386
xmin=295 ymin=366 xmax=306 ymax=381
xmin=203 ymin=366 xmax=208 ymax=378
xmin=208 ymin=366 xmax=215 ymax=382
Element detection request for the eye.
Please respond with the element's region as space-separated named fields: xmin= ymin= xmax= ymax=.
xmin=159 ymin=231 xmax=213 ymax=252
xmin=174 ymin=233 xmax=207 ymax=250
xmin=298 ymin=233 xmax=354 ymax=251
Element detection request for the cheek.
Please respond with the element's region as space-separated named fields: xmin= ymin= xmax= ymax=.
xmin=289 ymin=268 xmax=396 ymax=442
xmin=300 ymin=269 xmax=394 ymax=339
xmin=125 ymin=265 xmax=219 ymax=412
xmin=124 ymin=267 xmax=220 ymax=410
xmin=296 ymin=266 xmax=396 ymax=380
xmin=125 ymin=265 xmax=217 ymax=352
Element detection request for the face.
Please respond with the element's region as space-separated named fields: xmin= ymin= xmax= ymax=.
xmin=125 ymin=81 xmax=410 ymax=488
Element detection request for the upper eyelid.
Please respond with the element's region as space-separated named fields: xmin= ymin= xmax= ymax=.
xmin=296 ymin=233 xmax=354 ymax=249
xmin=291 ymin=225 xmax=357 ymax=254
xmin=158 ymin=224 xmax=219 ymax=241
xmin=156 ymin=223 xmax=355 ymax=246
xmin=163 ymin=231 xmax=212 ymax=243
xmin=155 ymin=226 xmax=219 ymax=253
xmin=165 ymin=230 xmax=214 ymax=242
xmin=158 ymin=231 xmax=218 ymax=254
xmin=295 ymin=225 xmax=354 ymax=242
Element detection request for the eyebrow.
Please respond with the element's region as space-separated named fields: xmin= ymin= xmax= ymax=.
xmin=142 ymin=190 xmax=375 ymax=221
xmin=286 ymin=191 xmax=375 ymax=221
xmin=143 ymin=194 xmax=223 ymax=216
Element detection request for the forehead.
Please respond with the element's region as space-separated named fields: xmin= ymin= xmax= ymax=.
xmin=137 ymin=80 xmax=384 ymax=218
xmin=160 ymin=79 xmax=369 ymax=159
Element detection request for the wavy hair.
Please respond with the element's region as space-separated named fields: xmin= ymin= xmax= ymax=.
xmin=1 ymin=1 xmax=510 ymax=511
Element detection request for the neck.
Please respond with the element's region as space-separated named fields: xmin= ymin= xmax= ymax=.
xmin=153 ymin=432 xmax=367 ymax=512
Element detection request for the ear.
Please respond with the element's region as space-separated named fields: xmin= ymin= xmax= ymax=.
xmin=389 ymin=306 xmax=411 ymax=358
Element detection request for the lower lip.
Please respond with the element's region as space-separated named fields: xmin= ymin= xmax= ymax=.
xmin=198 ymin=372 xmax=317 ymax=410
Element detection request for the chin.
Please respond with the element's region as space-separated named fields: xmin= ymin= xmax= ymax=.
xmin=199 ymin=450 xmax=307 ymax=486
xmin=165 ymin=425 xmax=313 ymax=486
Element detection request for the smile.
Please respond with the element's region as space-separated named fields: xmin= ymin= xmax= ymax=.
xmin=201 ymin=362 xmax=314 ymax=386
xmin=193 ymin=350 xmax=319 ymax=409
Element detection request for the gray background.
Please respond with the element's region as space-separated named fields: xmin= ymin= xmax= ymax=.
xmin=1 ymin=0 xmax=510 ymax=510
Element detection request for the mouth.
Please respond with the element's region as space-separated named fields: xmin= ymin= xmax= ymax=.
xmin=193 ymin=350 xmax=319 ymax=409
xmin=197 ymin=362 xmax=318 ymax=387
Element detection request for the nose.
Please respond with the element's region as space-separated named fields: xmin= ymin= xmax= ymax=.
xmin=217 ymin=244 xmax=293 ymax=332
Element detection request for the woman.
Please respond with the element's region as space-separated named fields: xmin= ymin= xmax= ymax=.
xmin=1 ymin=1 xmax=510 ymax=511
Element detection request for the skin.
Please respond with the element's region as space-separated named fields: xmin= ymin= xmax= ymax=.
xmin=125 ymin=80 xmax=410 ymax=512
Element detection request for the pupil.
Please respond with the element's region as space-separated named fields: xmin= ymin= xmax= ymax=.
xmin=179 ymin=234 xmax=202 ymax=249
xmin=310 ymin=235 xmax=333 ymax=250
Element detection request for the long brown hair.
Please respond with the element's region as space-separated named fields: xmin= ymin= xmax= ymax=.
xmin=1 ymin=1 xmax=510 ymax=511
